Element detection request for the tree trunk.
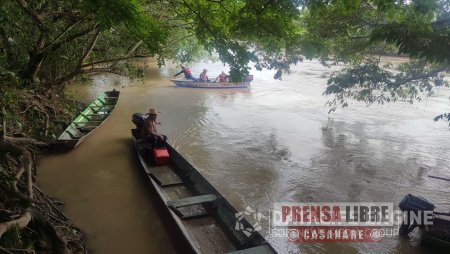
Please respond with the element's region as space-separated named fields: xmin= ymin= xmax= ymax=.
xmin=21 ymin=51 xmax=44 ymax=79
xmin=21 ymin=33 xmax=46 ymax=80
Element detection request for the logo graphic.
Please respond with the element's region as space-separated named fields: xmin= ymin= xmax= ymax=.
xmin=235 ymin=206 xmax=264 ymax=237
xmin=287 ymin=228 xmax=300 ymax=241
xmin=369 ymin=229 xmax=382 ymax=241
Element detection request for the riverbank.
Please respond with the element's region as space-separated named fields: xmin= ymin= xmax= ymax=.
xmin=0 ymin=84 xmax=88 ymax=253
xmin=37 ymin=86 xmax=177 ymax=254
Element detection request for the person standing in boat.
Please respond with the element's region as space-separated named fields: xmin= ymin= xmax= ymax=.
xmin=141 ymin=108 xmax=167 ymax=147
xmin=215 ymin=71 xmax=228 ymax=82
xmin=199 ymin=68 xmax=209 ymax=82
xmin=174 ymin=65 xmax=197 ymax=81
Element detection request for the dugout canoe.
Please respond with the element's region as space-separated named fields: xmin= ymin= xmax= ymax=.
xmin=131 ymin=128 xmax=276 ymax=254
xmin=421 ymin=215 xmax=450 ymax=249
xmin=57 ymin=90 xmax=120 ymax=149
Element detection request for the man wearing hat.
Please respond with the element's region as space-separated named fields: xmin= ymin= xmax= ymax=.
xmin=174 ymin=65 xmax=197 ymax=81
xmin=141 ymin=108 xmax=167 ymax=147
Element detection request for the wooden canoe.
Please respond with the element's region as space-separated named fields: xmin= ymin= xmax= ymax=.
xmin=421 ymin=215 xmax=450 ymax=249
xmin=131 ymin=128 xmax=277 ymax=254
xmin=57 ymin=90 xmax=120 ymax=149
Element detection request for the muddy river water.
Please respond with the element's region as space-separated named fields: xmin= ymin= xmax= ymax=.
xmin=38 ymin=58 xmax=450 ymax=254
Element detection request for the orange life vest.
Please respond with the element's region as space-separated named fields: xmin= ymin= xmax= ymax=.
xmin=218 ymin=74 xmax=227 ymax=82
xmin=200 ymin=72 xmax=208 ymax=81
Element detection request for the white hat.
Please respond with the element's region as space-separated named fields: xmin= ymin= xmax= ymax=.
xmin=149 ymin=108 xmax=160 ymax=115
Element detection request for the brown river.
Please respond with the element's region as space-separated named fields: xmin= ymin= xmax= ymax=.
xmin=38 ymin=58 xmax=450 ymax=254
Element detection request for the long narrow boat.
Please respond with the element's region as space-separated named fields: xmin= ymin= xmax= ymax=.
xmin=421 ymin=215 xmax=450 ymax=249
xmin=171 ymin=75 xmax=253 ymax=89
xmin=131 ymin=127 xmax=276 ymax=254
xmin=57 ymin=90 xmax=120 ymax=149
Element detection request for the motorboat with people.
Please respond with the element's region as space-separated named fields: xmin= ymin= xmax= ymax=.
xmin=171 ymin=75 xmax=253 ymax=88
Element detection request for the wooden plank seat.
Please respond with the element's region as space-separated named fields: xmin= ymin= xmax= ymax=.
xmin=84 ymin=113 xmax=110 ymax=117
xmin=89 ymin=106 xmax=114 ymax=112
xmin=76 ymin=126 xmax=97 ymax=132
xmin=73 ymin=121 xmax=102 ymax=132
xmin=160 ymin=182 xmax=184 ymax=188
xmin=74 ymin=121 xmax=103 ymax=125
xmin=65 ymin=128 xmax=83 ymax=139
xmin=92 ymin=97 xmax=117 ymax=106
xmin=167 ymin=194 xmax=218 ymax=219
xmin=168 ymin=194 xmax=217 ymax=208
xmin=98 ymin=98 xmax=116 ymax=105
xmin=98 ymin=102 xmax=115 ymax=106
xmin=90 ymin=105 xmax=114 ymax=108
xmin=147 ymin=173 xmax=184 ymax=187
xmin=64 ymin=130 xmax=78 ymax=139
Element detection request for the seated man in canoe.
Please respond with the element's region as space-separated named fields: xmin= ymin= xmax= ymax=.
xmin=141 ymin=108 xmax=167 ymax=148
xmin=215 ymin=71 xmax=229 ymax=82
xmin=198 ymin=68 xmax=210 ymax=82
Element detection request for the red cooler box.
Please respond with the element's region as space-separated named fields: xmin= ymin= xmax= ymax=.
xmin=153 ymin=148 xmax=170 ymax=165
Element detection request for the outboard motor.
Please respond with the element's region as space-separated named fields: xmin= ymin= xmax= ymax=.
xmin=132 ymin=113 xmax=147 ymax=134
xmin=398 ymin=194 xmax=435 ymax=236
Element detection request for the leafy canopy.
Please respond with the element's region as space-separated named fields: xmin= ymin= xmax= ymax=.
xmin=296 ymin=0 xmax=450 ymax=121
xmin=0 ymin=0 xmax=304 ymax=84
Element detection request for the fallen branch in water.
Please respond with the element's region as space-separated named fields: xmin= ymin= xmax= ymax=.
xmin=428 ymin=175 xmax=450 ymax=182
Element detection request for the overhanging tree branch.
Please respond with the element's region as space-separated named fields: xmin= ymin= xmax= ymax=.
xmin=387 ymin=66 xmax=449 ymax=88
xmin=42 ymin=23 xmax=99 ymax=54
xmin=81 ymin=55 xmax=148 ymax=68
xmin=15 ymin=0 xmax=45 ymax=30
xmin=78 ymin=29 xmax=100 ymax=68
xmin=41 ymin=19 xmax=84 ymax=53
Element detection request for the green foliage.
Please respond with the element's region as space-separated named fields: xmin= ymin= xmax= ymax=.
xmin=170 ymin=0 xmax=303 ymax=81
xmin=0 ymin=84 xmax=79 ymax=141
xmin=434 ymin=112 xmax=450 ymax=123
xmin=2 ymin=0 xmax=449 ymax=123
xmin=0 ymin=0 xmax=170 ymax=85
xmin=0 ymin=0 xmax=308 ymax=83
xmin=298 ymin=0 xmax=450 ymax=123
xmin=324 ymin=59 xmax=448 ymax=111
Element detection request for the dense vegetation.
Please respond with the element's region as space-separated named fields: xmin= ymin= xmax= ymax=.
xmin=0 ymin=0 xmax=449 ymax=253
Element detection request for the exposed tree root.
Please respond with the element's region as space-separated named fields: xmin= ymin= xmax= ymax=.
xmin=0 ymin=210 xmax=32 ymax=238
xmin=1 ymin=129 xmax=87 ymax=253
xmin=1 ymin=86 xmax=87 ymax=253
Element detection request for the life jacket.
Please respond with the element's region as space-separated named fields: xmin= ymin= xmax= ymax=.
xmin=218 ymin=74 xmax=227 ymax=82
xmin=183 ymin=68 xmax=191 ymax=76
xmin=200 ymin=72 xmax=208 ymax=81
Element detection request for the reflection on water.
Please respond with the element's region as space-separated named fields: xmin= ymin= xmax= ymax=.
xmin=38 ymin=58 xmax=449 ymax=254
